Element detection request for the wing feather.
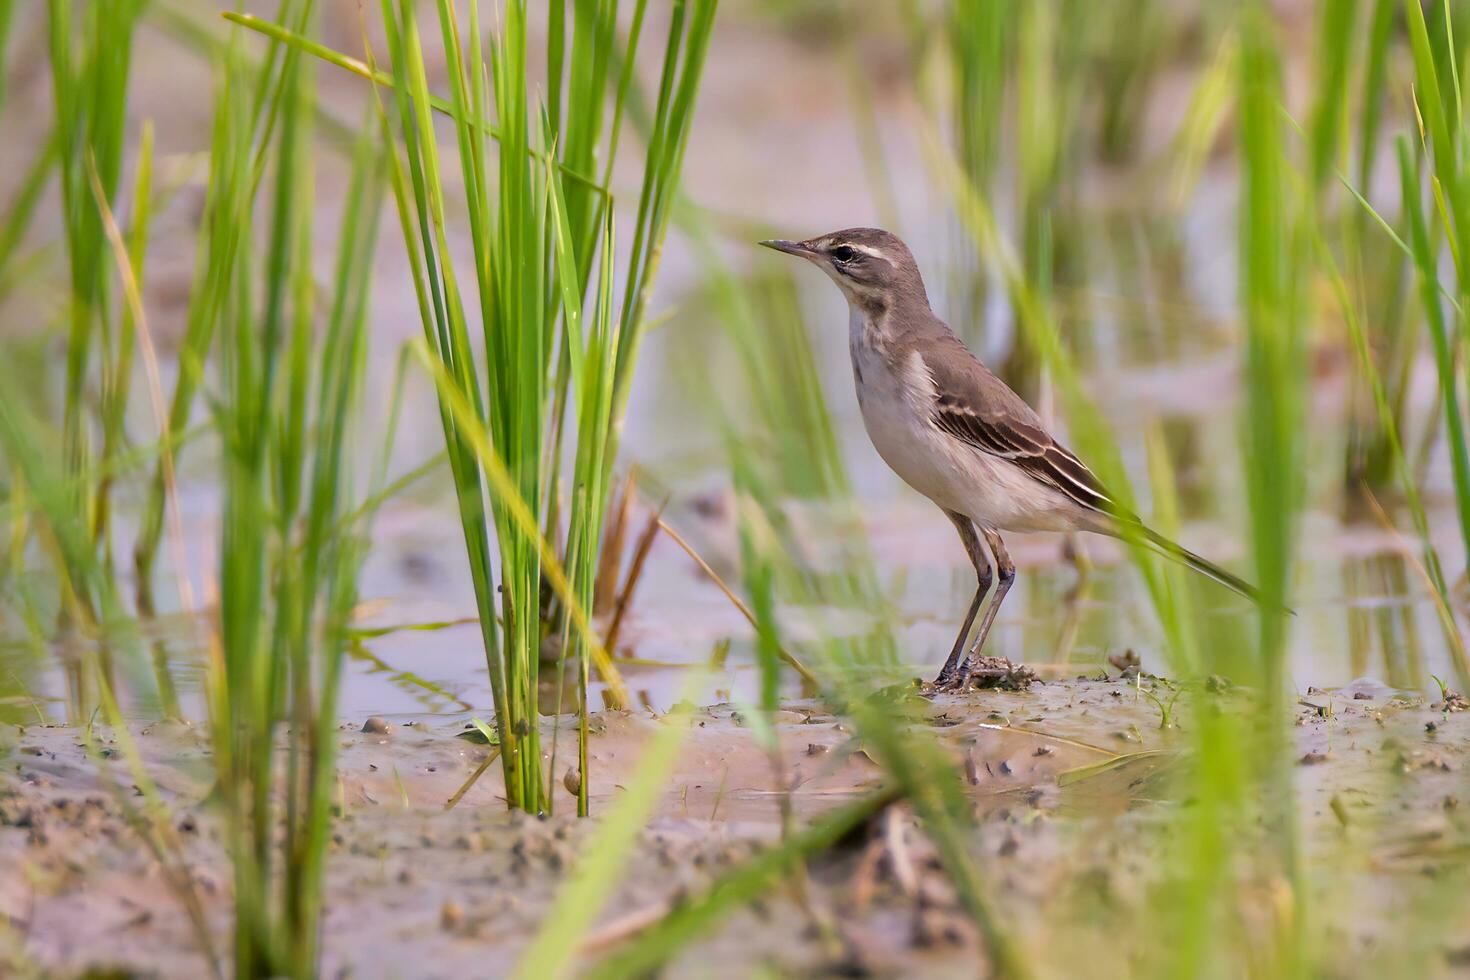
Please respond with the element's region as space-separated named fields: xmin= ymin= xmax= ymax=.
xmin=923 ymin=350 xmax=1114 ymax=513
xmin=935 ymin=403 xmax=1113 ymax=511
xmin=911 ymin=330 xmax=1266 ymax=606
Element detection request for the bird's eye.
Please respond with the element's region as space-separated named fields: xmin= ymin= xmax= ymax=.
xmin=830 ymin=245 xmax=856 ymax=263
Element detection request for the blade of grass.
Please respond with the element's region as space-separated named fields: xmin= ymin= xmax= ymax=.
xmin=515 ymin=668 xmax=708 ymax=979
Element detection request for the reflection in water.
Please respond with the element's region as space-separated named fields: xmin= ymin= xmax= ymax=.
xmin=14 ymin=494 xmax=1452 ymax=721
xmin=1346 ymin=550 xmax=1425 ymax=692
xmin=0 ymin=639 xmax=50 ymax=727
xmin=2 ymin=11 xmax=1467 ymax=724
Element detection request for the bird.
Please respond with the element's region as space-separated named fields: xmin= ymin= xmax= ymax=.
xmin=759 ymin=227 xmax=1261 ymax=691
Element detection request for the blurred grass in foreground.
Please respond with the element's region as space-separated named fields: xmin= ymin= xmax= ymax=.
xmin=1 ymin=0 xmax=1470 ymax=977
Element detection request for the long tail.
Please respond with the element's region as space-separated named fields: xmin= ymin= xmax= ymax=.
xmin=1126 ymin=523 xmax=1264 ymax=606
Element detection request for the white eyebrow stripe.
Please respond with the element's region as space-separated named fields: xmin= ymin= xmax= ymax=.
xmin=836 ymin=243 xmax=893 ymax=264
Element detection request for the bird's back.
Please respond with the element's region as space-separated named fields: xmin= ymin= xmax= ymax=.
xmin=888 ymin=308 xmax=1053 ymax=441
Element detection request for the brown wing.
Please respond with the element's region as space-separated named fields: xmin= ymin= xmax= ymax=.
xmin=910 ymin=330 xmax=1270 ymax=605
xmin=932 ymin=394 xmax=1114 ymax=513
xmin=916 ymin=333 xmax=1116 ymax=515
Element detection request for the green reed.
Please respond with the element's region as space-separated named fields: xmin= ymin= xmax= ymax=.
xmin=1336 ymin=0 xmax=1424 ymax=500
xmin=0 ymin=379 xmax=219 ymax=969
xmin=130 ymin=0 xmax=327 ymax=632
xmin=329 ymin=0 xmax=714 ymax=814
xmin=1334 ymin=3 xmax=1470 ymax=689
xmin=5 ymin=4 xmax=388 ymax=969
xmin=1172 ymin=9 xmax=1307 ymax=975
xmin=1399 ymin=0 xmax=1470 ymax=579
xmin=45 ymin=0 xmax=144 ymax=678
xmin=932 ymin=3 xmax=1311 ymax=974
xmin=194 ymin=10 xmax=393 ymax=973
xmin=1328 ymin=5 xmax=1470 ymax=683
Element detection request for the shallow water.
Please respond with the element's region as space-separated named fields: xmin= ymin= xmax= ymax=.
xmin=0 ymin=0 xmax=1465 ymax=727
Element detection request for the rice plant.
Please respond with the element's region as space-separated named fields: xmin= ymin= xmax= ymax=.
xmin=1159 ymin=10 xmax=1308 ymax=974
xmin=203 ymin=23 xmax=390 ymax=974
xmin=121 ymin=0 xmax=348 ymax=735
xmin=2 ymin=7 xmax=387 ymax=970
xmin=330 ymin=0 xmax=716 ymax=814
xmin=1396 ymin=0 xmax=1470 ymax=584
xmin=43 ymin=0 xmax=145 ymax=699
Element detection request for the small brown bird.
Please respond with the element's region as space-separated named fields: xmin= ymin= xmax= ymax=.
xmin=761 ymin=228 xmax=1260 ymax=690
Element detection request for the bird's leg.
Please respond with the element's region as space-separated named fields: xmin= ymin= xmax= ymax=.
xmin=949 ymin=527 xmax=1015 ymax=688
xmin=934 ymin=510 xmax=991 ymax=688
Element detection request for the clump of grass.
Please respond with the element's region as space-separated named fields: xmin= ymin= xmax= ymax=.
xmin=131 ymin=1 xmax=324 ymax=722
xmin=1398 ymin=0 xmax=1470 ymax=589
xmin=1148 ymin=8 xmax=1310 ymax=975
xmin=927 ymin=3 xmax=1319 ymax=973
xmin=942 ymin=1 xmax=1175 ymax=395
xmin=195 ymin=13 xmax=394 ymax=973
xmin=304 ymin=0 xmax=718 ymax=814
xmin=1326 ymin=3 xmax=1470 ymax=685
xmin=43 ymin=0 xmax=146 ymax=700
xmin=1330 ymin=1 xmax=1426 ymax=509
xmin=1237 ymin=3 xmax=1306 ymax=691
xmin=22 ymin=6 xmax=406 ymax=973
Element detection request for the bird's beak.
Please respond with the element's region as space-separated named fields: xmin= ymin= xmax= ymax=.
xmin=758 ymin=239 xmax=816 ymax=258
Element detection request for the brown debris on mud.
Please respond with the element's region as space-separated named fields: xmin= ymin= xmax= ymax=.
xmin=964 ymin=656 xmax=1040 ymax=690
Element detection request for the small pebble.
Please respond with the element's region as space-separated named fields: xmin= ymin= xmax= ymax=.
xmin=361 ymin=717 xmax=393 ymax=735
xmin=440 ymin=900 xmax=462 ymax=932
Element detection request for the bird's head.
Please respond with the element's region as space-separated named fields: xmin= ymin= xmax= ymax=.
xmin=759 ymin=227 xmax=927 ymax=312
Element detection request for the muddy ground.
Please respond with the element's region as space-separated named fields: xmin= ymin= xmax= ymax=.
xmin=2 ymin=674 xmax=1468 ymax=978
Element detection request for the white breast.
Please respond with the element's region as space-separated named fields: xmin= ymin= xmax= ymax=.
xmin=848 ymin=310 xmax=1079 ymax=532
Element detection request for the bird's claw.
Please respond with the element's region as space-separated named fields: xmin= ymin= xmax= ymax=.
xmin=931 ymin=661 xmax=973 ymax=693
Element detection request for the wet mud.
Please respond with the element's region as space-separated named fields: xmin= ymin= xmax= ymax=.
xmin=3 ymin=674 xmax=1467 ymax=977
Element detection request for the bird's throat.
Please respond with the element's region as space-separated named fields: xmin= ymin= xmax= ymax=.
xmin=848 ymin=303 xmax=893 ymax=357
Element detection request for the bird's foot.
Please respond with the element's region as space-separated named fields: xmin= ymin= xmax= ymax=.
xmin=930 ymin=660 xmax=973 ymax=693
